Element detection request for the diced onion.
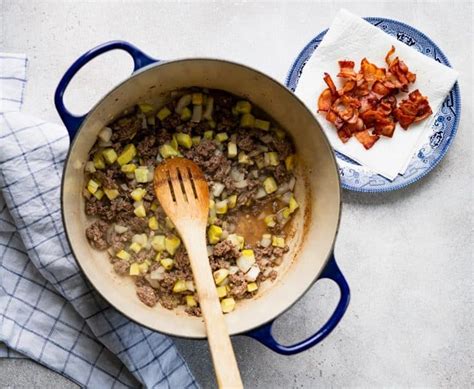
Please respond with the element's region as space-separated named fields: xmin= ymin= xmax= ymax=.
xmin=280 ymin=191 xmax=292 ymax=204
xmin=260 ymin=236 xmax=272 ymax=248
xmin=191 ymin=104 xmax=202 ymax=123
xmin=175 ymin=94 xmax=192 ymax=114
xmin=186 ymin=281 xmax=195 ymax=292
xmin=221 ymin=230 xmax=229 ymax=240
xmin=245 ymin=265 xmax=260 ymax=282
xmin=98 ymin=141 xmax=113 ymax=148
xmin=145 ymin=275 xmax=161 ymax=289
xmin=150 ymin=266 xmax=166 ymax=280
xmin=120 ymin=183 xmax=129 ymax=191
xmin=234 ymin=179 xmax=248 ymax=189
xmin=85 ymin=161 xmax=96 ymax=173
xmin=254 ymin=187 xmax=267 ymax=199
xmin=230 ymin=168 xmax=245 ymax=182
xmin=250 ymin=170 xmax=259 ymax=178
xmin=229 ymin=266 xmax=239 ymax=275
xmin=98 ymin=127 xmax=112 ymax=142
xmin=114 ymin=225 xmax=128 ymax=234
xmin=276 ymin=182 xmax=290 ymax=195
xmin=207 ymin=245 xmax=214 ymax=256
xmin=212 ymin=182 xmax=225 ymax=197
xmin=288 ymin=177 xmax=296 ymax=191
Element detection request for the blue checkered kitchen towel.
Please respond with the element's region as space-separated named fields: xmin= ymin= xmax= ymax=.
xmin=0 ymin=53 xmax=197 ymax=388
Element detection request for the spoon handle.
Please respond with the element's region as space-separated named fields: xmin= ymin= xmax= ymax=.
xmin=181 ymin=226 xmax=243 ymax=389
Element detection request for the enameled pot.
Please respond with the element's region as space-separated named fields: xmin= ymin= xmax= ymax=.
xmin=55 ymin=41 xmax=350 ymax=355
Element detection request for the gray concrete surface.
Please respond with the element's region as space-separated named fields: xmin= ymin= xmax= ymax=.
xmin=1 ymin=0 xmax=472 ymax=388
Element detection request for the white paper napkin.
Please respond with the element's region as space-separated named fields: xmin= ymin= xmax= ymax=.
xmin=295 ymin=9 xmax=459 ymax=180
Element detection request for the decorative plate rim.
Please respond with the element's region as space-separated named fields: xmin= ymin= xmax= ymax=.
xmin=286 ymin=16 xmax=461 ymax=193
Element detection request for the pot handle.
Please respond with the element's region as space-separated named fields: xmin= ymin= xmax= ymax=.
xmin=245 ymin=253 xmax=350 ymax=355
xmin=54 ymin=40 xmax=158 ymax=140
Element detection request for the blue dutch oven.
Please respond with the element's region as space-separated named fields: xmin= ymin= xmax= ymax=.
xmin=56 ymin=41 xmax=350 ymax=354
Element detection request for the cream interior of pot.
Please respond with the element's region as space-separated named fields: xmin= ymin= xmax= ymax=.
xmin=62 ymin=59 xmax=341 ymax=338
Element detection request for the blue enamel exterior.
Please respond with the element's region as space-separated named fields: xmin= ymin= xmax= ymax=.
xmin=245 ymin=254 xmax=350 ymax=354
xmin=55 ymin=41 xmax=350 ymax=354
xmin=54 ymin=40 xmax=157 ymax=140
xmin=286 ymin=17 xmax=461 ymax=193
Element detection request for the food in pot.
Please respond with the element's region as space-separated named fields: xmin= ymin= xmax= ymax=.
xmin=317 ymin=46 xmax=432 ymax=149
xmin=83 ymin=88 xmax=299 ymax=315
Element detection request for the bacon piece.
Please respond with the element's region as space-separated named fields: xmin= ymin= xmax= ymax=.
xmin=354 ymin=130 xmax=380 ymax=150
xmin=338 ymin=80 xmax=356 ymax=95
xmin=372 ymin=80 xmax=392 ymax=97
xmin=360 ymin=58 xmax=386 ymax=84
xmin=323 ymin=72 xmax=337 ymax=96
xmin=394 ymin=89 xmax=432 ymax=129
xmin=337 ymin=61 xmax=357 ymax=80
xmin=385 ymin=45 xmax=396 ymax=66
xmin=318 ymin=88 xmax=334 ymax=112
xmin=385 ymin=46 xmax=416 ymax=92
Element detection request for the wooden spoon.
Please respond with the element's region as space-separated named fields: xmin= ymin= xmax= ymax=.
xmin=154 ymin=157 xmax=243 ymax=389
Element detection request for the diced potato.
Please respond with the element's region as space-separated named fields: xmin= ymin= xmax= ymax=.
xmin=213 ymin=269 xmax=230 ymax=285
xmin=215 ymin=132 xmax=228 ymax=143
xmin=221 ymin=297 xmax=236 ymax=313
xmin=285 ymin=154 xmax=295 ymax=171
xmin=204 ymin=130 xmax=214 ymax=140
xmin=272 ymin=236 xmax=285 ymax=248
xmin=134 ymin=204 xmax=146 ymax=218
xmin=157 ymin=106 xmax=172 ymax=121
xmin=192 ymin=136 xmax=201 ymax=146
xmin=282 ymin=207 xmax=291 ymax=219
xmin=138 ymin=262 xmax=149 ymax=274
xmin=215 ymin=200 xmax=228 ymax=215
xmin=227 ymin=234 xmax=244 ymax=249
xmin=207 ymin=225 xmax=223 ymax=244
xmin=130 ymin=242 xmax=142 ymax=253
xmin=186 ymin=295 xmax=198 ymax=307
xmin=180 ymin=106 xmax=192 ymax=121
xmin=263 ymin=177 xmax=278 ymax=194
xmin=98 ymin=127 xmax=112 ymax=142
xmin=192 ymin=92 xmax=203 ymax=105
xmin=232 ymin=106 xmax=239 ymax=116
xmin=117 ymin=144 xmax=137 ymax=166
xmin=176 ymin=133 xmax=193 ymax=149
xmin=264 ymin=152 xmax=279 ymax=167
xmin=165 ymin=217 xmax=175 ymax=230
xmin=93 ymin=189 xmax=104 ymax=200
xmin=238 ymin=152 xmax=252 ymax=165
xmin=87 ymin=179 xmax=100 ymax=194
xmin=240 ymin=113 xmax=255 ymax=128
xmin=274 ymin=128 xmax=286 ymax=139
xmin=165 ymin=235 xmax=181 ymax=255
xmin=129 ymin=263 xmax=140 ymax=276
xmin=171 ymin=135 xmax=178 ymax=151
xmin=289 ymin=195 xmax=299 ymax=213
xmin=208 ymin=120 xmax=216 ymax=129
xmin=203 ymin=96 xmax=214 ymax=120
xmin=228 ymin=142 xmax=238 ymax=158
xmin=159 ymin=144 xmax=179 ymax=159
xmin=247 ymin=282 xmax=258 ymax=292
xmin=216 ymin=285 xmax=227 ymax=298
xmin=148 ymin=216 xmax=159 ymax=230
xmin=264 ymin=215 xmax=276 ymax=228
xmin=173 ymin=280 xmax=187 ymax=293
xmin=209 ymin=199 xmax=215 ymax=211
xmin=160 ymin=258 xmax=174 ymax=270
xmin=147 ymin=115 xmax=156 ymax=126
xmin=117 ymin=250 xmax=131 ymax=261
xmin=132 ymin=233 xmax=148 ymax=246
xmin=227 ymin=195 xmax=237 ymax=209
xmin=135 ymin=167 xmax=150 ymax=183
xmin=104 ymin=188 xmax=119 ymax=200
xmin=254 ymin=119 xmax=270 ymax=131
xmin=255 ymin=156 xmax=265 ymax=169
xmin=235 ymin=101 xmax=252 ymax=114
xmin=138 ymin=103 xmax=154 ymax=114
xmin=237 ymin=250 xmax=255 ymax=273
xmin=93 ymin=152 xmax=106 ymax=170
xmin=130 ymin=188 xmax=146 ymax=201
xmin=121 ymin=163 xmax=136 ymax=173
xmin=150 ymin=201 xmax=159 ymax=212
xmin=186 ymin=280 xmax=195 ymax=291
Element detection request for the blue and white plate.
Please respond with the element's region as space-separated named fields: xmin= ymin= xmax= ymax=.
xmin=286 ymin=17 xmax=461 ymax=192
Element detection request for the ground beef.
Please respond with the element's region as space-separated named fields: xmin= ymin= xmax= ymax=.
xmin=237 ymin=133 xmax=255 ymax=152
xmin=111 ymin=115 xmax=141 ymax=142
xmin=228 ymin=272 xmax=248 ymax=298
xmin=272 ymin=138 xmax=293 ymax=160
xmin=210 ymin=258 xmax=232 ymax=271
xmin=213 ymin=158 xmax=232 ymax=181
xmin=113 ymin=260 xmax=130 ymax=275
xmin=121 ymin=216 xmax=147 ymax=233
xmin=108 ymin=230 xmax=133 ymax=252
xmin=274 ymin=163 xmax=289 ymax=183
xmin=159 ymin=294 xmax=180 ymax=310
xmin=212 ymin=240 xmax=240 ymax=261
xmin=111 ymin=197 xmax=134 ymax=215
xmin=185 ymin=305 xmax=202 ymax=317
xmin=85 ymin=199 xmax=115 ymax=221
xmin=161 ymin=112 xmax=181 ymax=130
xmin=156 ymin=128 xmax=172 ymax=144
xmin=134 ymin=249 xmax=154 ymax=263
xmin=185 ymin=140 xmax=217 ymax=165
xmin=236 ymin=188 xmax=257 ymax=206
xmin=137 ymin=135 xmax=157 ymax=158
xmin=136 ymin=285 xmax=157 ymax=307
xmin=92 ymin=170 xmax=118 ymax=189
xmin=174 ymin=247 xmax=190 ymax=271
xmin=85 ymin=220 xmax=109 ymax=250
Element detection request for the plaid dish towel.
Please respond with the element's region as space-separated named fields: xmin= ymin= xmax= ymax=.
xmin=0 ymin=53 xmax=197 ymax=388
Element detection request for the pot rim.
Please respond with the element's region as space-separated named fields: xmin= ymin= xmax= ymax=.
xmin=60 ymin=57 xmax=343 ymax=338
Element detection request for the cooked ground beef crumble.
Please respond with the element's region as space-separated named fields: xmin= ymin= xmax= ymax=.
xmin=83 ymin=88 xmax=299 ymax=315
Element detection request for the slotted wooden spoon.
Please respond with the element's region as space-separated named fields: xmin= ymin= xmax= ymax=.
xmin=154 ymin=157 xmax=243 ymax=389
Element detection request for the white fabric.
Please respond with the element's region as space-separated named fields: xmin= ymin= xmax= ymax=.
xmin=295 ymin=9 xmax=459 ymax=180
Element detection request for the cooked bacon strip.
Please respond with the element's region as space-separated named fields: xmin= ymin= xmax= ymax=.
xmin=317 ymin=47 xmax=432 ymax=149
xmin=337 ymin=60 xmax=357 ymax=80
xmin=318 ymin=88 xmax=334 ymax=112
xmin=323 ymin=72 xmax=337 ymax=96
xmin=354 ymin=130 xmax=380 ymax=150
